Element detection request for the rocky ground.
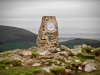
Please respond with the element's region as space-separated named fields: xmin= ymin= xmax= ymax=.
xmin=0 ymin=44 xmax=100 ymax=75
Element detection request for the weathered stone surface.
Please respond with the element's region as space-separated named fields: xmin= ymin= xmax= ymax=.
xmin=82 ymin=44 xmax=88 ymax=47
xmin=78 ymin=66 xmax=82 ymax=71
xmin=82 ymin=59 xmax=95 ymax=66
xmin=20 ymin=50 xmax=32 ymax=56
xmin=32 ymin=63 xmax=41 ymax=67
xmin=36 ymin=16 xmax=59 ymax=48
xmin=60 ymin=51 xmax=68 ymax=56
xmin=38 ymin=56 xmax=53 ymax=59
xmin=65 ymin=69 xmax=71 ymax=73
xmin=38 ymin=50 xmax=51 ymax=56
xmin=56 ymin=48 xmax=61 ymax=52
xmin=9 ymin=54 xmax=22 ymax=60
xmin=85 ymin=63 xmax=96 ymax=72
xmin=42 ymin=66 xmax=52 ymax=73
xmin=60 ymin=45 xmax=70 ymax=52
xmin=24 ymin=59 xmax=34 ymax=65
xmin=71 ymin=47 xmax=82 ymax=55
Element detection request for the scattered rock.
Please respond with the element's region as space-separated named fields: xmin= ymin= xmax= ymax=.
xmin=38 ymin=56 xmax=53 ymax=59
xmin=82 ymin=44 xmax=88 ymax=47
xmin=85 ymin=63 xmax=96 ymax=72
xmin=41 ymin=59 xmax=47 ymax=63
xmin=65 ymin=69 xmax=71 ymax=73
xmin=71 ymin=47 xmax=82 ymax=55
xmin=38 ymin=50 xmax=51 ymax=56
xmin=74 ymin=45 xmax=81 ymax=49
xmin=65 ymin=60 xmax=71 ymax=63
xmin=82 ymin=59 xmax=95 ymax=66
xmin=60 ymin=45 xmax=70 ymax=52
xmin=75 ymin=59 xmax=81 ymax=62
xmin=56 ymin=48 xmax=61 ymax=52
xmin=12 ymin=49 xmax=22 ymax=54
xmin=48 ymin=48 xmax=57 ymax=53
xmin=20 ymin=50 xmax=32 ymax=56
xmin=42 ymin=66 xmax=51 ymax=73
xmin=32 ymin=63 xmax=41 ymax=67
xmin=60 ymin=51 xmax=68 ymax=56
xmin=61 ymin=63 xmax=65 ymax=66
xmin=24 ymin=59 xmax=34 ymax=65
xmin=0 ymin=44 xmax=100 ymax=74
xmin=78 ymin=66 xmax=82 ymax=71
xmin=9 ymin=54 xmax=22 ymax=60
xmin=57 ymin=61 xmax=60 ymax=65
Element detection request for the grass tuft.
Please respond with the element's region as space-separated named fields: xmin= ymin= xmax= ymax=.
xmin=50 ymin=66 xmax=65 ymax=75
xmin=32 ymin=50 xmax=39 ymax=58
xmin=24 ymin=68 xmax=42 ymax=75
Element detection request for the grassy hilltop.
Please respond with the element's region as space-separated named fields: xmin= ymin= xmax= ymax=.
xmin=0 ymin=44 xmax=100 ymax=75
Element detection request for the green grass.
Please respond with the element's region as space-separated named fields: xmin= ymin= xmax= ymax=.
xmin=78 ymin=54 xmax=95 ymax=62
xmin=32 ymin=50 xmax=39 ymax=58
xmin=0 ymin=66 xmax=41 ymax=75
xmin=76 ymin=70 xmax=100 ymax=75
xmin=49 ymin=60 xmax=57 ymax=65
xmin=0 ymin=66 xmax=100 ymax=75
xmin=0 ymin=42 xmax=36 ymax=52
xmin=82 ymin=46 xmax=92 ymax=53
xmin=24 ymin=68 xmax=42 ymax=75
xmin=50 ymin=66 xmax=65 ymax=75
xmin=94 ymin=48 xmax=100 ymax=56
xmin=57 ymin=57 xmax=65 ymax=62
xmin=0 ymin=59 xmax=22 ymax=66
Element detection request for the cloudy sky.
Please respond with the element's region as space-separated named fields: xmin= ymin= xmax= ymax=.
xmin=0 ymin=0 xmax=100 ymax=41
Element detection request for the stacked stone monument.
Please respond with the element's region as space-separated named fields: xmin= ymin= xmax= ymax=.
xmin=36 ymin=16 xmax=59 ymax=48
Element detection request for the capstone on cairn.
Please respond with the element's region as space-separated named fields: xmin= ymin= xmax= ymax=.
xmin=36 ymin=16 xmax=59 ymax=48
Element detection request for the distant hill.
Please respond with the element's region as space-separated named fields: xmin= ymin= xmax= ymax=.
xmin=0 ymin=25 xmax=37 ymax=52
xmin=60 ymin=38 xmax=100 ymax=48
xmin=0 ymin=25 xmax=37 ymax=44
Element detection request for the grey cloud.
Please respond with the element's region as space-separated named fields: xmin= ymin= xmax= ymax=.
xmin=0 ymin=0 xmax=100 ymax=40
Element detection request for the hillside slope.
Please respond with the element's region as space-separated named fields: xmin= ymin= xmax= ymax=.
xmin=60 ymin=38 xmax=100 ymax=48
xmin=0 ymin=25 xmax=37 ymax=52
xmin=0 ymin=25 xmax=37 ymax=44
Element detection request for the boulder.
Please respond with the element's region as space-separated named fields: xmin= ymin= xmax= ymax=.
xmin=65 ymin=69 xmax=71 ymax=73
xmin=82 ymin=44 xmax=88 ymax=47
xmin=38 ymin=50 xmax=51 ymax=56
xmin=78 ymin=66 xmax=82 ymax=71
xmin=24 ymin=59 xmax=34 ymax=65
xmin=42 ymin=66 xmax=52 ymax=73
xmin=38 ymin=56 xmax=53 ymax=59
xmin=56 ymin=48 xmax=61 ymax=52
xmin=82 ymin=59 xmax=95 ymax=66
xmin=85 ymin=63 xmax=96 ymax=72
xmin=60 ymin=51 xmax=68 ymax=56
xmin=60 ymin=45 xmax=70 ymax=52
xmin=12 ymin=49 xmax=22 ymax=54
xmin=9 ymin=54 xmax=22 ymax=60
xmin=32 ymin=63 xmax=41 ymax=67
xmin=71 ymin=47 xmax=82 ymax=55
xmin=20 ymin=50 xmax=32 ymax=56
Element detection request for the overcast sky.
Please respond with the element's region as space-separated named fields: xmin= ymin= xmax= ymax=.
xmin=0 ymin=0 xmax=100 ymax=40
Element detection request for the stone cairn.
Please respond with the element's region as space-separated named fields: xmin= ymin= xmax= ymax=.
xmin=36 ymin=16 xmax=59 ymax=48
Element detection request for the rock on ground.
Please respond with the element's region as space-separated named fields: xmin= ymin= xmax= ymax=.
xmin=85 ymin=63 xmax=96 ymax=72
